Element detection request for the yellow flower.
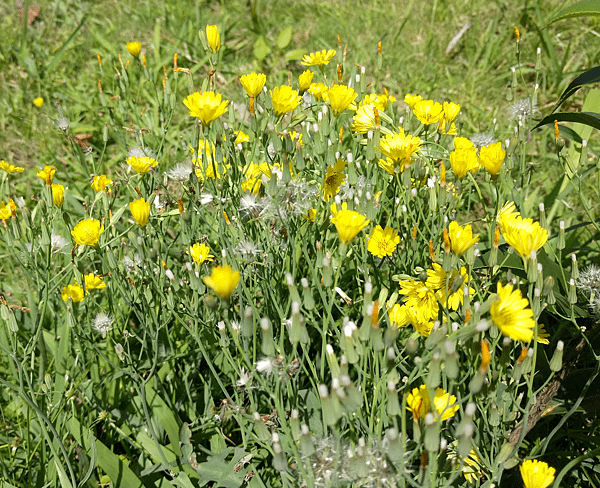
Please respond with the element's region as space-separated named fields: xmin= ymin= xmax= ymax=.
xmin=240 ymin=73 xmax=266 ymax=98
xmin=52 ymin=184 xmax=65 ymax=207
xmin=426 ymin=263 xmax=474 ymax=310
xmin=326 ymin=85 xmax=357 ymax=116
xmin=537 ymin=324 xmax=550 ymax=345
xmin=126 ymin=42 xmax=142 ymax=57
xmin=406 ymin=385 xmax=459 ymax=421
xmin=61 ymin=283 xmax=85 ymax=303
xmin=377 ymin=129 xmax=421 ymax=171
xmin=129 ymin=197 xmax=151 ymax=227
xmin=203 ymin=265 xmax=240 ymax=299
xmin=234 ymin=130 xmax=250 ymax=145
xmin=298 ymin=69 xmax=314 ymax=92
xmin=84 ymin=273 xmax=106 ymax=290
xmin=497 ymin=201 xmax=517 ymax=223
xmin=448 ymin=221 xmax=479 ymax=256
xmin=461 ymin=450 xmax=483 ymax=483
xmin=37 ymin=165 xmax=56 ymax=185
xmin=454 ymin=136 xmax=474 ymax=150
xmin=303 ymin=208 xmax=317 ymax=222
xmin=398 ymin=278 xmax=439 ymax=322
xmin=351 ymin=103 xmax=378 ymax=134
xmin=479 ymin=142 xmax=506 ymax=175
xmin=270 ymin=85 xmax=302 ymax=115
xmin=356 ymin=93 xmax=396 ymax=112
xmin=449 ymin=146 xmax=479 ymax=179
xmin=330 ymin=202 xmax=370 ymax=244
xmin=127 ymin=155 xmax=158 ymax=175
xmin=0 ymin=160 xmax=25 ymax=173
xmin=188 ymin=243 xmax=214 ymax=265
xmin=322 ymin=158 xmax=346 ymax=201
xmin=0 ymin=199 xmax=16 ymax=220
xmin=491 ymin=282 xmax=536 ymax=342
xmin=404 ymin=93 xmax=423 ymax=109
xmin=184 ymin=91 xmax=229 ymax=125
xmin=91 ymin=175 xmax=113 ymax=192
xmin=388 ymin=303 xmax=410 ymax=327
xmin=367 ymin=225 xmax=400 ymax=258
xmin=205 ymin=25 xmax=221 ymax=53
xmin=412 ymin=100 xmax=444 ymax=125
xmin=442 ymin=101 xmax=460 ymax=124
xmin=498 ymin=212 xmax=548 ymax=258
xmin=72 ymin=218 xmax=104 ymax=247
xmin=301 ymin=49 xmax=336 ymax=66
xmin=241 ymin=162 xmax=271 ymax=193
xmin=308 ymin=82 xmax=328 ymax=101
xmin=520 ymin=460 xmax=555 ymax=488
xmin=33 ymin=97 xmax=44 ymax=108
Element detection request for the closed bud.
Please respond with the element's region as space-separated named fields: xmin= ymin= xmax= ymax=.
xmin=253 ymin=412 xmax=271 ymax=442
xmin=571 ymin=253 xmax=579 ymax=280
xmin=300 ymin=424 xmax=315 ymax=456
xmin=558 ymin=221 xmax=565 ymax=250
xmin=424 ymin=413 xmax=439 ymax=452
xmin=549 ymin=340 xmax=564 ymax=372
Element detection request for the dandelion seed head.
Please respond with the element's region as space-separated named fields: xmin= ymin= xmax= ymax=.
xmin=167 ymin=162 xmax=193 ymax=181
xmin=50 ymin=234 xmax=69 ymax=254
xmin=509 ymin=98 xmax=537 ymax=120
xmin=470 ymin=132 xmax=496 ymax=148
xmin=93 ymin=312 xmax=113 ymax=336
xmin=577 ymin=265 xmax=600 ymax=294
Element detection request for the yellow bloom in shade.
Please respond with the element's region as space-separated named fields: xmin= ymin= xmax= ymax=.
xmin=301 ymin=49 xmax=336 ymax=66
xmin=308 ymin=82 xmax=328 ymax=101
xmin=203 ymin=265 xmax=240 ymax=299
xmin=205 ymin=25 xmax=221 ymax=53
xmin=450 ymin=146 xmax=479 ymax=179
xmin=520 ymin=460 xmax=555 ymax=488
xmin=72 ymin=218 xmax=104 ymax=247
xmin=84 ymin=273 xmax=106 ymax=290
xmin=126 ymin=42 xmax=142 ymax=57
xmin=127 ymin=155 xmax=158 ymax=174
xmin=91 ymin=175 xmax=113 ymax=192
xmin=388 ymin=303 xmax=410 ymax=327
xmin=240 ymin=73 xmax=266 ymax=98
xmin=0 ymin=199 xmax=16 ymax=220
xmin=426 ymin=263 xmax=474 ymax=310
xmin=188 ymin=243 xmax=214 ymax=265
xmin=298 ymin=69 xmax=314 ymax=92
xmin=52 ymin=184 xmax=65 ymax=207
xmin=351 ymin=103 xmax=378 ymax=134
xmin=406 ymin=385 xmax=459 ymax=421
xmin=491 ymin=282 xmax=536 ymax=342
xmin=537 ymin=324 xmax=550 ymax=344
xmin=303 ymin=208 xmax=317 ymax=222
xmin=479 ymin=142 xmax=506 ymax=175
xmin=412 ymin=100 xmax=444 ymax=125
xmin=61 ymin=283 xmax=85 ymax=303
xmin=377 ymin=129 xmax=421 ymax=170
xmin=330 ymin=202 xmax=370 ymax=244
xmin=129 ymin=197 xmax=151 ymax=227
xmin=404 ymin=93 xmax=423 ymax=109
xmin=0 ymin=160 xmax=25 ymax=173
xmin=184 ymin=91 xmax=229 ymax=125
xmin=234 ymin=130 xmax=250 ymax=145
xmin=322 ymin=158 xmax=346 ymax=201
xmin=448 ymin=221 xmax=479 ymax=256
xmin=326 ymin=85 xmax=358 ymax=116
xmin=367 ymin=225 xmax=400 ymax=258
xmin=33 ymin=97 xmax=44 ymax=108
xmin=37 ymin=165 xmax=56 ymax=185
xmin=498 ymin=212 xmax=548 ymax=258
xmin=270 ymin=85 xmax=302 ymax=115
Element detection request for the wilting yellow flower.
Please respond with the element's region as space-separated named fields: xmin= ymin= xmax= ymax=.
xmin=205 ymin=25 xmax=221 ymax=53
xmin=126 ymin=42 xmax=142 ymax=57
xmin=498 ymin=212 xmax=548 ymax=258
xmin=461 ymin=450 xmax=483 ymax=483
xmin=351 ymin=103 xmax=378 ymax=134
xmin=52 ymin=184 xmax=65 ymax=207
xmin=240 ymin=73 xmax=266 ymax=98
xmin=270 ymin=85 xmax=302 ymax=115
xmin=91 ymin=175 xmax=113 ymax=192
xmin=404 ymin=93 xmax=423 ymax=109
xmin=330 ymin=202 xmax=370 ymax=244
xmin=520 ymin=460 xmax=555 ymax=488
xmin=37 ymin=165 xmax=56 ymax=185
xmin=479 ymin=142 xmax=506 ymax=175
xmin=234 ymin=131 xmax=250 ymax=145
xmin=127 ymin=155 xmax=158 ymax=175
xmin=0 ymin=199 xmax=16 ymax=220
xmin=450 ymin=146 xmax=479 ymax=179
xmin=448 ymin=221 xmax=479 ymax=256
xmin=308 ymin=82 xmax=328 ymax=101
xmin=322 ymin=158 xmax=346 ymax=201
xmin=0 ymin=160 xmax=24 ymax=173
xmin=326 ymin=85 xmax=357 ymax=116
xmin=377 ymin=129 xmax=421 ymax=171
xmin=129 ymin=197 xmax=151 ymax=227
xmin=407 ymin=385 xmax=459 ymax=421
xmin=426 ymin=263 xmax=474 ymax=310
xmin=33 ymin=97 xmax=44 ymax=108
xmin=302 ymin=49 xmax=336 ymax=66
xmin=203 ymin=265 xmax=240 ymax=299
xmin=298 ymin=69 xmax=314 ymax=92
xmin=184 ymin=91 xmax=229 ymax=126
xmin=188 ymin=243 xmax=214 ymax=265
xmin=412 ymin=100 xmax=444 ymax=125
xmin=84 ymin=273 xmax=106 ymax=290
xmin=367 ymin=225 xmax=400 ymax=258
xmin=491 ymin=282 xmax=536 ymax=342
xmin=388 ymin=303 xmax=410 ymax=327
xmin=537 ymin=324 xmax=550 ymax=345
xmin=72 ymin=218 xmax=104 ymax=247
xmin=61 ymin=283 xmax=85 ymax=303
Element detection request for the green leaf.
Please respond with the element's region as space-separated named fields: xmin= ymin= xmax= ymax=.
xmin=276 ymin=26 xmax=293 ymax=50
xmin=545 ymin=0 xmax=600 ymax=26
xmin=284 ymin=49 xmax=306 ymax=62
xmin=552 ymin=65 xmax=600 ymax=112
xmin=532 ymin=111 xmax=600 ymax=132
xmin=253 ymin=36 xmax=271 ymax=61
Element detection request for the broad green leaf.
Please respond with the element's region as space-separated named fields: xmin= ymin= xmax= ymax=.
xmin=532 ymin=111 xmax=600 ymax=132
xmin=276 ymin=26 xmax=293 ymax=50
xmin=552 ymin=65 xmax=600 ymax=112
xmin=253 ymin=36 xmax=271 ymax=61
xmin=284 ymin=49 xmax=306 ymax=62
xmin=546 ymin=0 xmax=600 ymax=26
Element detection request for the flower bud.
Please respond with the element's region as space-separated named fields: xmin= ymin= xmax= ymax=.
xmin=549 ymin=340 xmax=564 ymax=372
